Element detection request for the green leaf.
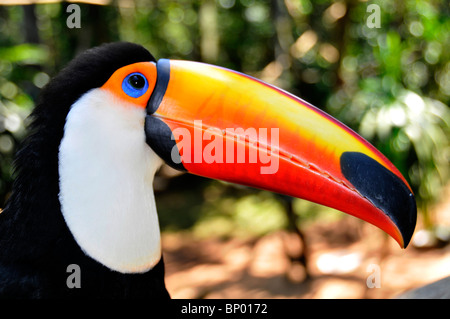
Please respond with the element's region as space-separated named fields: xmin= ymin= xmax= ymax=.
xmin=0 ymin=44 xmax=49 ymax=65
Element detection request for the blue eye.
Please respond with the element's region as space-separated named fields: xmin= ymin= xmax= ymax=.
xmin=122 ymin=73 xmax=149 ymax=98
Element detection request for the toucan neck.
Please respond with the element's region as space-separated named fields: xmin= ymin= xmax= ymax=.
xmin=58 ymin=89 xmax=163 ymax=273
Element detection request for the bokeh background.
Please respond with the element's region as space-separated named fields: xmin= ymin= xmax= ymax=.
xmin=0 ymin=0 xmax=449 ymax=298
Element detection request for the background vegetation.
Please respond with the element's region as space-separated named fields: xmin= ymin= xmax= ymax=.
xmin=0 ymin=0 xmax=448 ymax=244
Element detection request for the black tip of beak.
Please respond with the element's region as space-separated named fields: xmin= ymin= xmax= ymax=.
xmin=340 ymin=152 xmax=417 ymax=247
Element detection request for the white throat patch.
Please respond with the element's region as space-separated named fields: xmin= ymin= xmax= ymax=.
xmin=58 ymin=89 xmax=163 ymax=273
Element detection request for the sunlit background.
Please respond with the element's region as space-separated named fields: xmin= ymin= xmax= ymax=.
xmin=0 ymin=0 xmax=449 ymax=298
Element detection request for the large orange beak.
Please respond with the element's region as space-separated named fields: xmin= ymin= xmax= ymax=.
xmin=144 ymin=59 xmax=416 ymax=248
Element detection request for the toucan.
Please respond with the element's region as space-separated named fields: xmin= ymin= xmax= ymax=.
xmin=0 ymin=42 xmax=416 ymax=298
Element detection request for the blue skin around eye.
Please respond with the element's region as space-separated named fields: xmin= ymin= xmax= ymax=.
xmin=122 ymin=73 xmax=149 ymax=98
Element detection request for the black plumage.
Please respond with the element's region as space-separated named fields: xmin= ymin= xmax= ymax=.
xmin=0 ymin=42 xmax=169 ymax=298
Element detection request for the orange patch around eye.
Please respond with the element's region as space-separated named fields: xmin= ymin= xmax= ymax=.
xmin=101 ymin=62 xmax=157 ymax=108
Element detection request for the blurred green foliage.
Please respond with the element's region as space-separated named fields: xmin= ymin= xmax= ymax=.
xmin=0 ymin=0 xmax=448 ymax=236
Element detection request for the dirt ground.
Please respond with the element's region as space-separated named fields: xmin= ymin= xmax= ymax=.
xmin=162 ymin=192 xmax=450 ymax=299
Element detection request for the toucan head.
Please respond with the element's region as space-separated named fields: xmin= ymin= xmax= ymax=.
xmin=37 ymin=42 xmax=415 ymax=274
